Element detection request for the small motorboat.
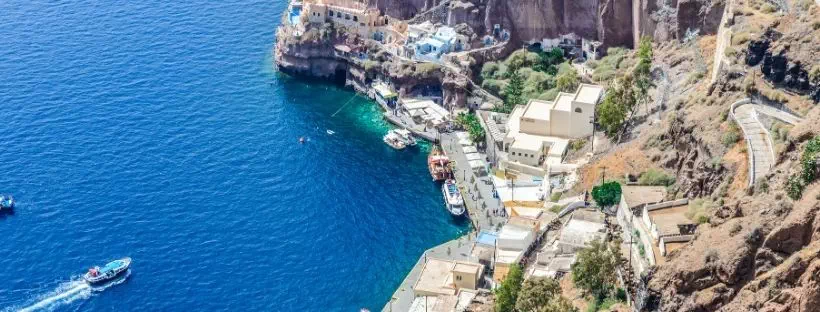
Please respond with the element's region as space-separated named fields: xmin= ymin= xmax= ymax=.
xmin=393 ymin=129 xmax=417 ymax=146
xmin=84 ymin=257 xmax=131 ymax=285
xmin=383 ymin=132 xmax=407 ymax=150
xmin=442 ymin=179 xmax=466 ymax=217
xmin=299 ymin=136 xmax=306 ymax=144
xmin=326 ymin=129 xmax=335 ymax=135
xmin=0 ymin=195 xmax=14 ymax=210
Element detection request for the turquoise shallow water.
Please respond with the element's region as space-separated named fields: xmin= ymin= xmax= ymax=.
xmin=0 ymin=1 xmax=468 ymax=311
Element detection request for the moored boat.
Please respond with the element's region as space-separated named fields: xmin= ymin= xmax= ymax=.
xmin=442 ymin=179 xmax=466 ymax=217
xmin=383 ymin=132 xmax=407 ymax=150
xmin=428 ymin=147 xmax=452 ymax=181
xmin=393 ymin=129 xmax=417 ymax=146
xmin=84 ymin=257 xmax=131 ymax=284
xmin=0 ymin=195 xmax=14 ymax=210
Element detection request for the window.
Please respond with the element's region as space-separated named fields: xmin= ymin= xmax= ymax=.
xmin=353 ymin=16 xmax=358 ymax=22
xmin=456 ymin=275 xmax=462 ymax=281
xmin=574 ymin=107 xmax=583 ymax=113
xmin=345 ymin=14 xmax=350 ymax=20
xmin=328 ymin=10 xmax=334 ymax=16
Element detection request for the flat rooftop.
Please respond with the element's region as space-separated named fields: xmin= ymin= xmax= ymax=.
xmin=413 ymin=258 xmax=456 ymax=296
xmin=553 ymin=93 xmax=574 ymax=111
xmin=510 ymin=134 xmax=545 ymax=152
xmin=621 ymin=185 xmax=667 ymax=208
xmin=648 ymin=204 xmax=692 ymax=236
xmin=574 ymin=84 xmax=604 ymax=104
xmin=522 ymin=99 xmax=553 ymax=120
xmin=498 ymin=223 xmax=533 ymax=241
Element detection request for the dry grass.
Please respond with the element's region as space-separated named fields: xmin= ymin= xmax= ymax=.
xmin=577 ymin=141 xmax=657 ymax=191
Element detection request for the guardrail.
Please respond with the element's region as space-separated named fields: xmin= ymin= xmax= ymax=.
xmin=729 ymin=98 xmax=756 ymax=186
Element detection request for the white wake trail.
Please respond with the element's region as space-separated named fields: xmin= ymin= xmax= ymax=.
xmin=17 ymin=280 xmax=91 ymax=312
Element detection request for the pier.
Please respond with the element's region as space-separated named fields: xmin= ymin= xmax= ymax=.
xmin=381 ymin=132 xmax=506 ymax=312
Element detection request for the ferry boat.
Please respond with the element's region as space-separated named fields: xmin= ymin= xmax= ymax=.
xmin=393 ymin=129 xmax=417 ymax=146
xmin=442 ymin=179 xmax=466 ymax=217
xmin=84 ymin=257 xmax=131 ymax=285
xmin=383 ymin=132 xmax=407 ymax=150
xmin=428 ymin=148 xmax=452 ymax=181
xmin=0 ymin=195 xmax=14 ymax=210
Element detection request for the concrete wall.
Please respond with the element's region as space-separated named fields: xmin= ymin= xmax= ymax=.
xmin=520 ymin=117 xmax=550 ymax=137
xmin=569 ymin=100 xmax=595 ymax=138
xmin=550 ymin=110 xmax=571 ymax=138
xmin=508 ymin=147 xmax=541 ymax=167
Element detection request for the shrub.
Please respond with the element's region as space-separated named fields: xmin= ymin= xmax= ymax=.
xmin=592 ymin=181 xmax=622 ymax=207
xmin=538 ymin=88 xmax=561 ymax=101
xmin=569 ymin=139 xmax=586 ymax=152
xmin=481 ymin=61 xmax=500 ymax=80
xmin=523 ymin=71 xmax=554 ymax=99
xmin=414 ymin=63 xmax=441 ymax=76
xmin=638 ymin=168 xmax=676 ymax=186
xmin=482 ymin=79 xmax=508 ymax=96
xmin=786 ymin=174 xmax=803 ymax=200
xmin=687 ymin=198 xmax=713 ymax=221
xmin=725 ymin=46 xmax=737 ymax=57
xmin=761 ymin=3 xmax=777 ymax=13
xmin=550 ymin=191 xmax=563 ymax=202
xmin=550 ymin=205 xmax=564 ymax=213
xmin=731 ymin=32 xmax=751 ymax=46
xmin=722 ymin=121 xmax=741 ymax=147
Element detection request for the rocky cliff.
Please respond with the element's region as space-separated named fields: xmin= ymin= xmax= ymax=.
xmin=368 ymin=0 xmax=726 ymax=51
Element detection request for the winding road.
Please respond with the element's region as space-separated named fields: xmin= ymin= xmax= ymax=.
xmin=730 ymin=98 xmax=803 ymax=186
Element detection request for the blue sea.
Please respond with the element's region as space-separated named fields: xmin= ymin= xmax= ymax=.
xmin=0 ymin=1 xmax=468 ymax=311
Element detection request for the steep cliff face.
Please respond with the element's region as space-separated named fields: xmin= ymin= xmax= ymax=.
xmin=366 ymin=0 xmax=434 ymax=19
xmin=600 ymin=0 xmax=636 ymax=49
xmin=675 ymin=0 xmax=725 ymax=39
xmin=376 ymin=0 xmax=725 ymax=52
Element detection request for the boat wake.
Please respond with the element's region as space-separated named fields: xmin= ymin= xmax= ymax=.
xmin=12 ymin=271 xmax=130 ymax=312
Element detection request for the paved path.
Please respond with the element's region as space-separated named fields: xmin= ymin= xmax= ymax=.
xmin=730 ymin=98 xmax=803 ymax=186
xmin=440 ymin=132 xmax=506 ymax=232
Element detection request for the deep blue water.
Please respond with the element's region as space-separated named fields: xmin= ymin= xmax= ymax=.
xmin=0 ymin=1 xmax=467 ymax=311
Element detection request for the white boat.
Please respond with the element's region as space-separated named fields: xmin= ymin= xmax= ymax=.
xmin=84 ymin=257 xmax=131 ymax=284
xmin=383 ymin=132 xmax=407 ymax=150
xmin=326 ymin=129 xmax=335 ymax=135
xmin=442 ymin=179 xmax=466 ymax=217
xmin=393 ymin=129 xmax=417 ymax=146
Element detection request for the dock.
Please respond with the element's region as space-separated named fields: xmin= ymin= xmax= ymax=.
xmin=381 ymin=133 xmax=507 ymax=312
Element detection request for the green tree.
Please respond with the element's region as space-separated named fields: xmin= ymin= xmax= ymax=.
xmin=591 ymin=181 xmax=622 ymax=207
xmin=596 ymin=75 xmax=636 ymax=137
xmin=556 ymin=68 xmax=580 ymax=92
xmin=495 ymin=264 xmax=524 ymax=312
xmin=516 ymin=277 xmax=578 ymax=312
xmin=534 ymin=47 xmax=564 ymax=74
xmin=502 ymin=70 xmax=525 ymax=113
xmin=571 ymin=239 xmax=621 ymax=300
xmin=633 ymin=37 xmax=655 ymax=113
xmin=455 ymin=112 xmax=486 ymax=143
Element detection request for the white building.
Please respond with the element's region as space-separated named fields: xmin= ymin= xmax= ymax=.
xmin=493 ymin=217 xmax=539 ymax=282
xmin=501 ymin=84 xmax=603 ymax=175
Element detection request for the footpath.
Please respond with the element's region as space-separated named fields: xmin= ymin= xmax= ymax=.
xmin=730 ymin=98 xmax=803 ymax=186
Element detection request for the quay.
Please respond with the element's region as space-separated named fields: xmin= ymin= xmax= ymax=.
xmin=381 ymin=131 xmax=506 ymax=312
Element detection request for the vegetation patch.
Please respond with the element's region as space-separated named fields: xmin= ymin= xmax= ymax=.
xmin=638 ymin=168 xmax=676 ymax=186
xmin=592 ymin=181 xmax=622 ymax=207
xmin=454 ymin=112 xmax=486 ymax=143
xmin=787 ymin=136 xmax=820 ymax=200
